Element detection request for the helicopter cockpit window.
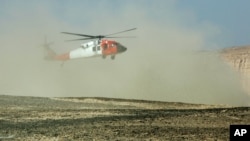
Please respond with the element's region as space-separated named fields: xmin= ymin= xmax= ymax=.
xmin=97 ymin=46 xmax=100 ymax=51
xmin=92 ymin=47 xmax=96 ymax=51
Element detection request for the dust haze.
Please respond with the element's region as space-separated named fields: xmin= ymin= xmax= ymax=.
xmin=0 ymin=1 xmax=249 ymax=106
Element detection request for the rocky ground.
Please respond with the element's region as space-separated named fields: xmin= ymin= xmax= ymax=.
xmin=0 ymin=95 xmax=249 ymax=141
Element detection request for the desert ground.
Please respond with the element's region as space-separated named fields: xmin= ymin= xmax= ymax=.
xmin=0 ymin=95 xmax=249 ymax=141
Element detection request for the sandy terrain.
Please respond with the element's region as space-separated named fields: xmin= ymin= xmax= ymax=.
xmin=0 ymin=95 xmax=249 ymax=141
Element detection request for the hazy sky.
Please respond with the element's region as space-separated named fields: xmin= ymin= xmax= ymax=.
xmin=1 ymin=0 xmax=250 ymax=48
xmin=178 ymin=0 xmax=250 ymax=47
xmin=0 ymin=0 xmax=249 ymax=106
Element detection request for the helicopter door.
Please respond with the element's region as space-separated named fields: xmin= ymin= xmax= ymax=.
xmin=92 ymin=45 xmax=101 ymax=55
xmin=96 ymin=45 xmax=101 ymax=54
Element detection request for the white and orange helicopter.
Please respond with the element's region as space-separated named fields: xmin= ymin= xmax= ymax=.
xmin=42 ymin=28 xmax=136 ymax=64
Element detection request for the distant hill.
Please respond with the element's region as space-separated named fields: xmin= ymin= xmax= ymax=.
xmin=220 ymin=45 xmax=250 ymax=96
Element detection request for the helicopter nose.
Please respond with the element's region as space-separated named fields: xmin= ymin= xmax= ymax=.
xmin=117 ymin=44 xmax=127 ymax=53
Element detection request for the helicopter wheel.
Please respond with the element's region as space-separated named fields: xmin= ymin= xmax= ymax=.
xmin=111 ymin=55 xmax=115 ymax=60
xmin=102 ymin=55 xmax=106 ymax=59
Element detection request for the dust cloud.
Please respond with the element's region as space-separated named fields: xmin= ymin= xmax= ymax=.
xmin=0 ymin=1 xmax=249 ymax=106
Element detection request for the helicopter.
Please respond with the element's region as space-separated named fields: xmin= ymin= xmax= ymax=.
xmin=43 ymin=28 xmax=136 ymax=62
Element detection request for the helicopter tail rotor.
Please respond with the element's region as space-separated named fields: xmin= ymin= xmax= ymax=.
xmin=41 ymin=36 xmax=56 ymax=60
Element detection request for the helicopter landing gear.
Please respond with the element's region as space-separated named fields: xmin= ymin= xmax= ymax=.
xmin=111 ymin=55 xmax=115 ymax=60
xmin=102 ymin=55 xmax=106 ymax=59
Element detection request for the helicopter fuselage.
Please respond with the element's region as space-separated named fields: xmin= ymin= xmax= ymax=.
xmin=52 ymin=39 xmax=127 ymax=61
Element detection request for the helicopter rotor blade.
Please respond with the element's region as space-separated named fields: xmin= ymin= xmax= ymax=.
xmin=105 ymin=36 xmax=136 ymax=38
xmin=61 ymin=28 xmax=137 ymax=41
xmin=61 ymin=32 xmax=95 ymax=38
xmin=65 ymin=37 xmax=95 ymax=42
xmin=105 ymin=28 xmax=137 ymax=37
